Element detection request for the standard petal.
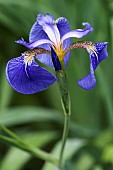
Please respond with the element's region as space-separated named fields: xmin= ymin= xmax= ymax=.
xmin=37 ymin=13 xmax=54 ymax=26
xmin=29 ymin=14 xmax=54 ymax=67
xmin=29 ymin=14 xmax=51 ymax=43
xmin=30 ymin=13 xmax=60 ymax=45
xmin=37 ymin=13 xmax=61 ymax=47
xmin=61 ymin=22 xmax=93 ymax=43
xmin=56 ymin=17 xmax=71 ymax=66
xmin=6 ymin=56 xmax=56 ymax=94
xmin=43 ymin=23 xmax=61 ymax=47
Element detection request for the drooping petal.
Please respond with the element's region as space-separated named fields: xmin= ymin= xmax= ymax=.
xmin=93 ymin=42 xmax=108 ymax=69
xmin=78 ymin=42 xmax=108 ymax=90
xmin=6 ymin=56 xmax=56 ymax=94
xmin=56 ymin=17 xmax=71 ymax=66
xmin=87 ymin=42 xmax=108 ymax=71
xmin=61 ymin=22 xmax=93 ymax=43
xmin=78 ymin=61 xmax=96 ymax=90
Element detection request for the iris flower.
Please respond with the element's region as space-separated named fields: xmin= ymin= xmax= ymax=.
xmin=6 ymin=13 xmax=108 ymax=94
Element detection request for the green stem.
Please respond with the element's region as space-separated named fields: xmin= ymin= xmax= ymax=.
xmin=59 ymin=115 xmax=70 ymax=168
xmin=22 ymin=143 xmax=59 ymax=166
xmin=56 ymin=70 xmax=71 ymax=116
xmin=56 ymin=70 xmax=71 ymax=169
xmin=0 ymin=125 xmax=59 ymax=166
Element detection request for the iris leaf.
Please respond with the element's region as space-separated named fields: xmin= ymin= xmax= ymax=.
xmin=0 ymin=131 xmax=57 ymax=170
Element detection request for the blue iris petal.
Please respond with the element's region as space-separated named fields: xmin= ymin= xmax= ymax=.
xmin=29 ymin=14 xmax=50 ymax=43
xmin=29 ymin=14 xmax=71 ymax=67
xmin=6 ymin=56 xmax=56 ymax=94
xmin=16 ymin=39 xmax=34 ymax=49
xmin=56 ymin=17 xmax=71 ymax=67
xmin=94 ymin=42 xmax=108 ymax=65
xmin=29 ymin=14 xmax=53 ymax=67
xmin=78 ymin=42 xmax=108 ymax=90
xmin=36 ymin=13 xmax=54 ymax=27
xmin=29 ymin=14 xmax=54 ymax=67
xmin=92 ymin=42 xmax=108 ymax=70
xmin=78 ymin=61 xmax=96 ymax=90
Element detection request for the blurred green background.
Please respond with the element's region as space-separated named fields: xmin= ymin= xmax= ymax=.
xmin=0 ymin=0 xmax=113 ymax=170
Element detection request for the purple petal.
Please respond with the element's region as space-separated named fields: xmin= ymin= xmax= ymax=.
xmin=29 ymin=13 xmax=55 ymax=44
xmin=29 ymin=14 xmax=71 ymax=68
xmin=89 ymin=42 xmax=108 ymax=70
xmin=29 ymin=14 xmax=52 ymax=43
xmin=37 ymin=13 xmax=60 ymax=49
xmin=94 ymin=42 xmax=108 ymax=67
xmin=16 ymin=38 xmax=53 ymax=67
xmin=78 ymin=42 xmax=108 ymax=90
xmin=56 ymin=17 xmax=71 ymax=67
xmin=37 ymin=13 xmax=61 ymax=46
xmin=78 ymin=64 xmax=96 ymax=90
xmin=16 ymin=38 xmax=52 ymax=49
xmin=37 ymin=13 xmax=54 ymax=26
xmin=29 ymin=14 xmax=54 ymax=67
xmin=16 ymin=38 xmax=33 ymax=49
xmin=61 ymin=22 xmax=93 ymax=42
xmin=6 ymin=56 xmax=56 ymax=94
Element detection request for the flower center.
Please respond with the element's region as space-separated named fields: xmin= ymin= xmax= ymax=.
xmin=53 ymin=44 xmax=65 ymax=62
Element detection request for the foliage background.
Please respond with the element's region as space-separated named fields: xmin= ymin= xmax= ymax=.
xmin=0 ymin=0 xmax=113 ymax=169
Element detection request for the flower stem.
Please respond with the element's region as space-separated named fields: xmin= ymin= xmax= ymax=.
xmin=56 ymin=70 xmax=71 ymax=116
xmin=56 ymin=70 xmax=71 ymax=169
xmin=59 ymin=115 xmax=70 ymax=168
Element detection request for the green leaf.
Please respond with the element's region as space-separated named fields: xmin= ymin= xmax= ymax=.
xmin=93 ymin=165 xmax=103 ymax=170
xmin=0 ymin=106 xmax=62 ymax=126
xmin=102 ymin=144 xmax=113 ymax=164
xmin=0 ymin=69 xmax=13 ymax=114
xmin=94 ymin=129 xmax=113 ymax=149
xmin=110 ymin=18 xmax=113 ymax=56
xmin=0 ymin=131 xmax=57 ymax=170
xmin=75 ymin=152 xmax=95 ymax=170
xmin=0 ymin=0 xmax=33 ymax=7
xmin=42 ymin=138 xmax=85 ymax=170
xmin=0 ymin=106 xmax=98 ymax=138
xmin=97 ymin=68 xmax=113 ymax=128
